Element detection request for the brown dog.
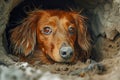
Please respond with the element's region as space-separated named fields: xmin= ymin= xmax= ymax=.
xmin=10 ymin=10 xmax=91 ymax=64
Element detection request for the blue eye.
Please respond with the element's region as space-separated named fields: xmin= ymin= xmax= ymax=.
xmin=42 ymin=27 xmax=52 ymax=35
xmin=68 ymin=26 xmax=75 ymax=34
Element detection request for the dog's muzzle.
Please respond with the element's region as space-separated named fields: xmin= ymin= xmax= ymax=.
xmin=59 ymin=43 xmax=73 ymax=60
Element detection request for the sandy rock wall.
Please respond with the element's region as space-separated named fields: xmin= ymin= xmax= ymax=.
xmin=91 ymin=0 xmax=120 ymax=39
xmin=0 ymin=0 xmax=21 ymax=35
xmin=0 ymin=0 xmax=22 ymax=64
xmin=90 ymin=0 xmax=120 ymax=60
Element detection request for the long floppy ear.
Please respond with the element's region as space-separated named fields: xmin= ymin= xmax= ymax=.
xmin=75 ymin=14 xmax=91 ymax=53
xmin=10 ymin=12 xmax=40 ymax=56
xmin=74 ymin=13 xmax=91 ymax=53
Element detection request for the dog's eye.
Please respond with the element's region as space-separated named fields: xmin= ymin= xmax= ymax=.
xmin=68 ymin=26 xmax=75 ymax=34
xmin=42 ymin=27 xmax=52 ymax=35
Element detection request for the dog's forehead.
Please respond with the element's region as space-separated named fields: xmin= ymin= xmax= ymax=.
xmin=38 ymin=10 xmax=76 ymax=30
xmin=48 ymin=10 xmax=75 ymax=21
xmin=47 ymin=10 xmax=76 ymax=26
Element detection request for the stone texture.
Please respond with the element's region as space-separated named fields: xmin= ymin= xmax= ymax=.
xmin=0 ymin=0 xmax=21 ymax=35
xmin=93 ymin=36 xmax=120 ymax=60
xmin=0 ymin=0 xmax=22 ymax=65
xmin=91 ymin=0 xmax=120 ymax=40
xmin=0 ymin=62 xmax=89 ymax=80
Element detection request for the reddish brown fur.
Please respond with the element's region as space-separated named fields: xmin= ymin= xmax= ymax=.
xmin=10 ymin=10 xmax=91 ymax=64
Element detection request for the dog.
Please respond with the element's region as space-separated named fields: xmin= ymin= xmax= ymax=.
xmin=10 ymin=10 xmax=91 ymax=64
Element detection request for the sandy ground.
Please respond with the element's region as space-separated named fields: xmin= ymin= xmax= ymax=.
xmin=0 ymin=51 xmax=120 ymax=80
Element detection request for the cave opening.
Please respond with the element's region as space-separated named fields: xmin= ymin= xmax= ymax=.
xmin=5 ymin=0 xmax=102 ymax=62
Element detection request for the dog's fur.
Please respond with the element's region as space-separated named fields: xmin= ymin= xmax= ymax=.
xmin=10 ymin=10 xmax=91 ymax=64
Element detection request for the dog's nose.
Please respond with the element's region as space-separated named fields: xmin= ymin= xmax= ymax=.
xmin=60 ymin=46 xmax=73 ymax=60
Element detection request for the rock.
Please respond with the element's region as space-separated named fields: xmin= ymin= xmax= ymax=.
xmin=90 ymin=0 xmax=120 ymax=40
xmin=93 ymin=36 xmax=120 ymax=60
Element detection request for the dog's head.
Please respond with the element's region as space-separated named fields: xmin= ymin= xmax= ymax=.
xmin=10 ymin=10 xmax=91 ymax=63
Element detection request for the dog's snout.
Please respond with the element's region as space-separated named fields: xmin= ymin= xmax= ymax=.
xmin=60 ymin=46 xmax=73 ymax=59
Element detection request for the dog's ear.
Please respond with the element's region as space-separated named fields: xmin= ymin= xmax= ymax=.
xmin=10 ymin=11 xmax=41 ymax=56
xmin=77 ymin=15 xmax=91 ymax=52
xmin=73 ymin=13 xmax=91 ymax=53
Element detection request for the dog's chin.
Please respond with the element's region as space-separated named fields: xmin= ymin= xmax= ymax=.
xmin=47 ymin=51 xmax=76 ymax=64
xmin=50 ymin=54 xmax=74 ymax=63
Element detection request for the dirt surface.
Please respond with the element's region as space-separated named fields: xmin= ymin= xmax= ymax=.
xmin=0 ymin=48 xmax=120 ymax=80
